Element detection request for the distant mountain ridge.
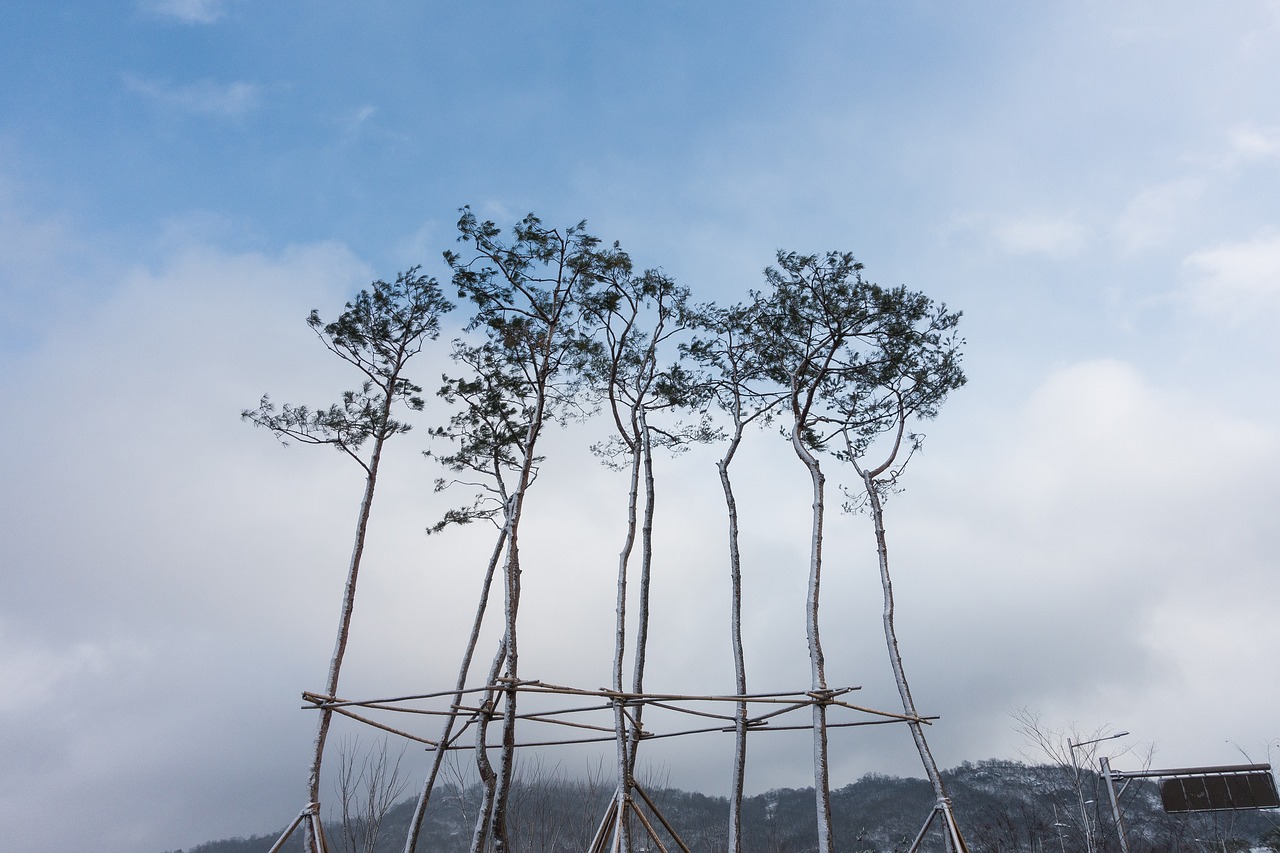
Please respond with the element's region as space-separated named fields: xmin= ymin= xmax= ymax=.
xmin=166 ymin=759 xmax=1280 ymax=853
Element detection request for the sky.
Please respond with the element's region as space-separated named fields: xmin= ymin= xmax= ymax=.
xmin=3 ymin=2 xmax=1280 ymax=851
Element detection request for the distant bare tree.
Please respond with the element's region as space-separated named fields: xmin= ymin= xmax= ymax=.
xmin=1011 ymin=709 xmax=1149 ymax=853
xmin=502 ymin=757 xmax=615 ymax=852
xmin=333 ymin=738 xmax=410 ymax=853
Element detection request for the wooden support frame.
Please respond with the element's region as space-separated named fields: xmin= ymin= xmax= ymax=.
xmin=289 ymin=677 xmax=947 ymax=852
xmin=300 ymin=679 xmax=936 ymax=754
xmin=267 ymin=802 xmax=330 ymax=853
xmin=587 ymin=782 xmax=692 ymax=853
xmin=905 ymin=799 xmax=970 ymax=853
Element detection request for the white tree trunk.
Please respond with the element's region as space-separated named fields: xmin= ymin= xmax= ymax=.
xmin=792 ymin=429 xmax=833 ymax=853
xmin=466 ymin=638 xmax=507 ymax=853
xmin=402 ymin=524 xmax=508 ymax=853
xmin=861 ymin=468 xmax=966 ymax=853
xmin=611 ymin=439 xmax=641 ymax=853
xmin=718 ymin=421 xmax=748 ymax=853
xmin=627 ymin=409 xmax=656 ymax=771
xmin=488 ymin=535 xmax=521 ymax=853
xmin=487 ymin=381 xmax=548 ymax=853
xmin=305 ymin=407 xmax=391 ymax=853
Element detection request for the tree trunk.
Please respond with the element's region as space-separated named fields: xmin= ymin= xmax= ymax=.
xmin=861 ymin=468 xmax=966 ymax=853
xmin=718 ymin=421 xmax=748 ymax=853
xmin=488 ymin=534 xmax=521 ymax=853
xmin=402 ymin=524 xmax=508 ymax=853
xmin=627 ymin=408 xmax=656 ymax=771
xmin=487 ymin=379 xmax=547 ymax=853
xmin=611 ymin=438 xmax=642 ymax=853
xmin=792 ymin=429 xmax=833 ymax=853
xmin=467 ymin=638 xmax=507 ymax=853
xmin=305 ymin=411 xmax=390 ymax=852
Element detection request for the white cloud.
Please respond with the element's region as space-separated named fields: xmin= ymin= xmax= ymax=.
xmin=123 ymin=73 xmax=260 ymax=120
xmin=1225 ymin=123 xmax=1280 ymax=163
xmin=140 ymin=0 xmax=229 ymax=25
xmin=349 ymin=104 xmax=377 ymax=130
xmin=0 ymin=236 xmax=383 ymax=851
xmin=0 ymin=183 xmax=120 ymax=353
xmin=1183 ymin=231 xmax=1280 ymax=319
xmin=1193 ymin=123 xmax=1280 ymax=170
xmin=1003 ymin=359 xmax=1273 ymax=518
xmin=947 ymin=211 xmax=1090 ymax=259
xmin=991 ymin=214 xmax=1089 ymax=258
xmin=1120 ymin=589 xmax=1280 ymax=767
xmin=0 ymin=631 xmax=148 ymax=713
xmin=1113 ymin=177 xmax=1205 ymax=253
xmin=333 ymin=104 xmax=405 ymax=149
xmin=889 ymin=358 xmax=1280 ymax=762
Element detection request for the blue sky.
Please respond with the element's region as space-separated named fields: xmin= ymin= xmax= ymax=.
xmin=3 ymin=2 xmax=1280 ymax=852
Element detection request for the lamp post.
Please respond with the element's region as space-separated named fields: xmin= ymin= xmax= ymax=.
xmin=1067 ymin=731 xmax=1128 ymax=853
xmin=1051 ymin=804 xmax=1069 ymax=853
xmin=1194 ymin=838 xmax=1228 ymax=853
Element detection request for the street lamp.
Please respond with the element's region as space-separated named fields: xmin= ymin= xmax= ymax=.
xmin=1051 ymin=804 xmax=1070 ymax=853
xmin=1067 ymin=732 xmax=1128 ymax=853
xmin=1194 ymin=838 xmax=1229 ymax=853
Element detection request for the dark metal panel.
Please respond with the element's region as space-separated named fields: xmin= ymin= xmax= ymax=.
xmin=1160 ymin=771 xmax=1280 ymax=813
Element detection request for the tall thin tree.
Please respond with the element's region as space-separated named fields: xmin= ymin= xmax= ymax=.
xmin=751 ymin=252 xmax=876 ymax=853
xmin=750 ymin=251 xmax=964 ymax=853
xmin=243 ymin=269 xmax=451 ymax=853
xmin=584 ymin=267 xmax=702 ymax=852
xmin=427 ymin=209 xmax=621 ymax=853
xmin=830 ymin=281 xmax=965 ymax=850
xmin=402 ymin=330 xmax=532 ymax=853
xmin=684 ymin=301 xmax=783 ymax=853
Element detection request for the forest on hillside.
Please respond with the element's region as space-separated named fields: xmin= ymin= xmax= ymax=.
xmin=166 ymin=759 xmax=1280 ymax=853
